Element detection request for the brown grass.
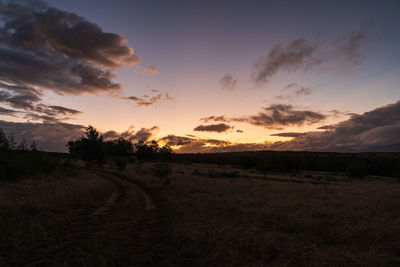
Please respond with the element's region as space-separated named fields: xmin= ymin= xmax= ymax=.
xmin=128 ymin=162 xmax=400 ymax=266
xmin=1 ymin=162 xmax=399 ymax=266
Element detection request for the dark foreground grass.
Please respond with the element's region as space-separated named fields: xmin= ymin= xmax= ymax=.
xmin=1 ymin=162 xmax=399 ymax=266
xmin=129 ymin=163 xmax=400 ymax=266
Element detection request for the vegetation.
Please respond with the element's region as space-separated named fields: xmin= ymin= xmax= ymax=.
xmin=173 ymin=151 xmax=400 ymax=179
xmin=67 ymin=126 xmax=173 ymax=166
xmin=135 ymin=140 xmax=173 ymax=161
xmin=0 ymin=128 xmax=65 ymax=180
xmin=151 ymin=162 xmax=173 ymax=187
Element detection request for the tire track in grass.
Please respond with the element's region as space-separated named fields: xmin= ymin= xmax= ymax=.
xmin=98 ymin=170 xmax=179 ymax=266
xmin=22 ymin=173 xmax=122 ymax=266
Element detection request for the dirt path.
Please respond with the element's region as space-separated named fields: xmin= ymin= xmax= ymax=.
xmin=17 ymin=170 xmax=170 ymax=266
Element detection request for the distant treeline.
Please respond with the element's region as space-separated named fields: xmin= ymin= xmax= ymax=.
xmin=173 ymin=151 xmax=400 ymax=178
xmin=0 ymin=128 xmax=71 ymax=180
xmin=67 ymin=126 xmax=173 ymax=168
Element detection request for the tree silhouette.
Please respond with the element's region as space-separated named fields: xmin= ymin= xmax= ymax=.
xmin=67 ymin=126 xmax=106 ymax=166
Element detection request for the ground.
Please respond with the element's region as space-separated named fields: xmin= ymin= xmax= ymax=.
xmin=0 ymin=162 xmax=399 ymax=266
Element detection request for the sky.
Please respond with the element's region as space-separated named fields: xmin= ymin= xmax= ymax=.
xmin=0 ymin=0 xmax=400 ymax=152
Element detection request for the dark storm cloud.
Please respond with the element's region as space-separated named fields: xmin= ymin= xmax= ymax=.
xmin=193 ymin=123 xmax=233 ymax=133
xmin=252 ymin=24 xmax=373 ymax=85
xmin=124 ymin=92 xmax=173 ymax=107
xmin=0 ymin=106 xmax=18 ymax=116
xmin=220 ymin=74 xmax=238 ymax=90
xmin=268 ymin=100 xmax=400 ymax=152
xmin=0 ymin=119 xmax=84 ymax=152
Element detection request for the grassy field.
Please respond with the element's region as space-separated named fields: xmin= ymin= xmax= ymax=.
xmin=1 ymin=162 xmax=399 ymax=266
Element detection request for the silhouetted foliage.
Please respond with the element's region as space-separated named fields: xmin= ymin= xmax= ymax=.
xmin=0 ymin=128 xmax=63 ymax=180
xmin=115 ymin=159 xmax=127 ymax=171
xmin=135 ymin=140 xmax=173 ymax=161
xmin=173 ymin=151 xmax=400 ymax=179
xmin=151 ymin=162 xmax=172 ymax=187
xmin=104 ymin=137 xmax=133 ymax=157
xmin=67 ymin=126 xmax=173 ymax=167
xmin=67 ymin=126 xmax=106 ymax=166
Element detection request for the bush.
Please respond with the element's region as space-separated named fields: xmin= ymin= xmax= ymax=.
xmin=115 ymin=159 xmax=127 ymax=171
xmin=347 ymin=160 xmax=367 ymax=179
xmin=151 ymin=162 xmax=172 ymax=187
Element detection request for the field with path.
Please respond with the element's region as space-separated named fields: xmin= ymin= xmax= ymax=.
xmin=1 ymin=162 xmax=399 ymax=266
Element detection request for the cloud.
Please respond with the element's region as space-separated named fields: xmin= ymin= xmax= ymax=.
xmin=103 ymin=126 xmax=159 ymax=142
xmin=0 ymin=120 xmax=84 ymax=152
xmin=0 ymin=0 xmax=143 ymax=122
xmin=294 ymin=87 xmax=312 ymax=96
xmin=275 ymin=83 xmax=313 ymax=100
xmin=220 ymin=74 xmax=238 ymax=90
xmin=270 ymin=132 xmax=305 ymax=138
xmin=239 ymin=104 xmax=326 ymax=129
xmin=124 ymin=92 xmax=173 ymax=107
xmin=193 ymin=123 xmax=233 ymax=133
xmin=142 ymin=65 xmax=159 ymax=76
xmin=200 ymin=115 xmax=228 ymax=123
xmin=159 ymin=134 xmax=270 ymax=153
xmin=252 ymin=39 xmax=317 ymax=85
xmin=331 ymin=22 xmax=372 ymax=66
xmin=204 ymin=104 xmax=326 ymax=129
xmin=158 ymin=134 xmax=233 ymax=153
xmin=0 ymin=106 xmax=18 ymax=116
xmin=252 ymin=24 xmax=373 ymax=85
xmin=267 ymin=100 xmax=400 ymax=152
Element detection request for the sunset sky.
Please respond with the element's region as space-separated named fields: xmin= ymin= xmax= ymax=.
xmin=0 ymin=0 xmax=399 ymax=152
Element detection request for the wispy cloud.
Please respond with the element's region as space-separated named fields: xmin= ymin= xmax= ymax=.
xmin=220 ymin=74 xmax=238 ymax=90
xmin=124 ymin=91 xmax=173 ymax=107
xmin=275 ymin=83 xmax=313 ymax=101
xmin=142 ymin=65 xmax=159 ymax=76
xmin=251 ymin=23 xmax=373 ymax=86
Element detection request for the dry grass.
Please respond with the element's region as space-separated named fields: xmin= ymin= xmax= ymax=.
xmin=1 ymin=162 xmax=399 ymax=266
xmin=128 ymin=162 xmax=400 ymax=266
xmin=0 ymin=171 xmax=113 ymax=265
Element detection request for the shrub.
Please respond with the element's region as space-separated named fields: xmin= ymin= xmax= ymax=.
xmin=151 ymin=162 xmax=172 ymax=187
xmin=347 ymin=160 xmax=367 ymax=179
xmin=115 ymin=159 xmax=127 ymax=171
